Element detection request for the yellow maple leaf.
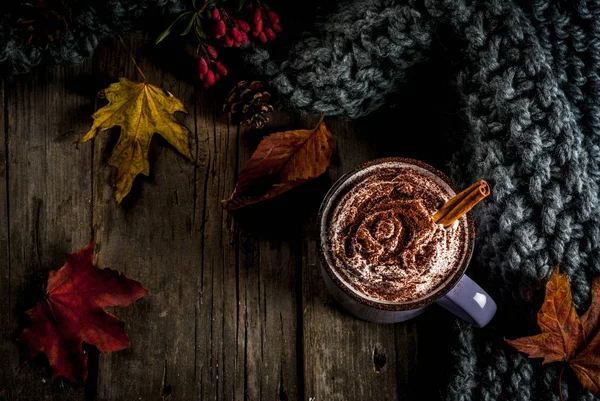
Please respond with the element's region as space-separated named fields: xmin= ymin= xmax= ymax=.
xmin=82 ymin=77 xmax=193 ymax=203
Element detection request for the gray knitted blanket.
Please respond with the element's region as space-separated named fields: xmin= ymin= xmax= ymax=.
xmin=0 ymin=0 xmax=183 ymax=76
xmin=246 ymin=0 xmax=600 ymax=400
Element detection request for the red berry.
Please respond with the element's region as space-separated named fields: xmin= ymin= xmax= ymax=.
xmin=254 ymin=8 xmax=262 ymax=23
xmin=267 ymin=11 xmax=279 ymax=23
xmin=224 ymin=35 xmax=234 ymax=47
xmin=198 ymin=58 xmax=209 ymax=75
xmin=231 ymin=27 xmax=242 ymax=42
xmin=254 ymin=19 xmax=263 ymax=34
xmin=265 ymin=28 xmax=276 ymax=41
xmin=204 ymin=70 xmax=215 ymax=87
xmin=215 ymin=62 xmax=227 ymax=76
xmin=215 ymin=73 xmax=221 ymax=81
xmin=239 ymin=31 xmax=249 ymax=44
xmin=272 ymin=22 xmax=282 ymax=33
xmin=206 ymin=45 xmax=218 ymax=59
xmin=215 ymin=20 xmax=226 ymax=38
xmin=211 ymin=8 xmax=220 ymax=21
xmin=263 ymin=3 xmax=271 ymax=11
xmin=238 ymin=20 xmax=251 ymax=33
xmin=258 ymin=31 xmax=267 ymax=43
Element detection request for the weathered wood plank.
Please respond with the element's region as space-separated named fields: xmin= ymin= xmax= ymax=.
xmin=191 ymin=88 xmax=239 ymax=401
xmin=233 ymin=112 xmax=299 ymax=401
xmin=394 ymin=319 xmax=420 ymax=400
xmin=193 ymin=92 xmax=299 ymax=401
xmin=91 ymin=35 xmax=200 ymax=401
xmin=0 ymin=79 xmax=11 ymax=400
xmin=395 ymin=310 xmax=454 ymax=401
xmin=301 ymin=116 xmax=402 ymax=401
xmin=235 ymin=235 xmax=299 ymax=401
xmin=1 ymin=63 xmax=94 ymax=400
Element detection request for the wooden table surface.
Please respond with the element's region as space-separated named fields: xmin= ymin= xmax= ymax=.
xmin=0 ymin=34 xmax=460 ymax=401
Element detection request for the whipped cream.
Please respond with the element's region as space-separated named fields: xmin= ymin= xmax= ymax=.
xmin=322 ymin=161 xmax=469 ymax=303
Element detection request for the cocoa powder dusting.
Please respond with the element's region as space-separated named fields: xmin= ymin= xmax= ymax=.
xmin=322 ymin=162 xmax=469 ymax=303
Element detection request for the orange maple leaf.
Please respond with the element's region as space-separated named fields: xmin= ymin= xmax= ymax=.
xmin=222 ymin=121 xmax=334 ymax=210
xmin=507 ymin=266 xmax=600 ymax=398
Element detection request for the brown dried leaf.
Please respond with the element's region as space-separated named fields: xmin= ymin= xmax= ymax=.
xmin=222 ymin=122 xmax=334 ymax=210
xmin=507 ymin=266 xmax=583 ymax=363
xmin=507 ymin=266 xmax=600 ymax=396
xmin=581 ymin=277 xmax=600 ymax=341
xmin=571 ymin=330 xmax=600 ymax=395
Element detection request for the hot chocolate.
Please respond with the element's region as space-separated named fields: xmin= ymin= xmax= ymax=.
xmin=321 ymin=160 xmax=470 ymax=304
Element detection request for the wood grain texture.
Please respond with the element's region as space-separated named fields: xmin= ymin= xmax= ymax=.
xmin=193 ymin=82 xmax=299 ymax=401
xmin=192 ymin=82 xmax=240 ymax=401
xmin=0 ymin=79 xmax=11 ymax=400
xmin=0 ymin=64 xmax=94 ymax=400
xmin=234 ymin=111 xmax=300 ymax=401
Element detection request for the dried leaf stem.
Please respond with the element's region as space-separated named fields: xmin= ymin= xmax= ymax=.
xmin=118 ymin=35 xmax=147 ymax=82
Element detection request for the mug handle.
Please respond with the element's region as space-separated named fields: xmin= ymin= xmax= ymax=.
xmin=436 ymin=274 xmax=497 ymax=327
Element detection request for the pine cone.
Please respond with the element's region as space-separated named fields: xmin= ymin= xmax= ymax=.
xmin=223 ymin=80 xmax=274 ymax=129
xmin=17 ymin=0 xmax=74 ymax=45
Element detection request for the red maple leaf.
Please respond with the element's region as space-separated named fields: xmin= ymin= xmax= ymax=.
xmin=17 ymin=241 xmax=147 ymax=383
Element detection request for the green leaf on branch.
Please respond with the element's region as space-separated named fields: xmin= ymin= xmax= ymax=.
xmin=181 ymin=14 xmax=195 ymax=36
xmin=156 ymin=11 xmax=194 ymax=44
xmin=195 ymin=19 xmax=209 ymax=40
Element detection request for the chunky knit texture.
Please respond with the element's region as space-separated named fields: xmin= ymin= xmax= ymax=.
xmin=246 ymin=0 xmax=600 ymax=400
xmin=0 ymin=0 xmax=183 ymax=76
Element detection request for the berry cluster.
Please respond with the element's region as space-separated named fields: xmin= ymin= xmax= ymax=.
xmin=251 ymin=2 xmax=281 ymax=44
xmin=198 ymin=1 xmax=280 ymax=86
xmin=212 ymin=7 xmax=251 ymax=48
xmin=157 ymin=0 xmax=282 ymax=89
xmin=197 ymin=44 xmax=228 ymax=88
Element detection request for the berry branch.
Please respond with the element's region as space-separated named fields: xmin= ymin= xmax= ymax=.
xmin=249 ymin=1 xmax=281 ymax=43
xmin=157 ymin=0 xmax=282 ymax=88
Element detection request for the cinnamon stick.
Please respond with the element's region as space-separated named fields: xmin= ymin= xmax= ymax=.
xmin=434 ymin=180 xmax=490 ymax=227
